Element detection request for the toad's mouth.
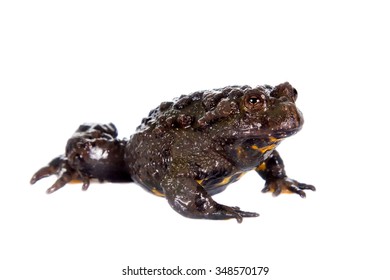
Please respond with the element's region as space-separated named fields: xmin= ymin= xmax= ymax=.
xmin=233 ymin=126 xmax=302 ymax=140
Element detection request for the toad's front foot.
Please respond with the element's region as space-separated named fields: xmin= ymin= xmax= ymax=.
xmin=30 ymin=156 xmax=90 ymax=193
xmin=262 ymin=177 xmax=315 ymax=198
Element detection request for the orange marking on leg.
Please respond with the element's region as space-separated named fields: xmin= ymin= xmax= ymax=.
xmin=69 ymin=179 xmax=83 ymax=184
xmin=151 ymin=188 xmax=165 ymax=197
xmin=214 ymin=176 xmax=233 ymax=187
xmin=269 ymin=136 xmax=281 ymax=143
xmin=256 ymin=162 xmax=266 ymax=172
xmin=251 ymin=144 xmax=276 ymax=154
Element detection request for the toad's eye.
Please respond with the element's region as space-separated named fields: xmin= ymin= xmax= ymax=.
xmin=248 ymin=97 xmax=261 ymax=104
xmin=292 ymin=88 xmax=298 ymax=101
xmin=244 ymin=93 xmax=266 ymax=110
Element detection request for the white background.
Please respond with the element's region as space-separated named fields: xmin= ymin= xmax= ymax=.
xmin=1 ymin=1 xmax=389 ymax=279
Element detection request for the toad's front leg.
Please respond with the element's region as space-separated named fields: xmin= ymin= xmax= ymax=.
xmin=256 ymin=150 xmax=315 ymax=197
xmin=161 ymin=175 xmax=258 ymax=223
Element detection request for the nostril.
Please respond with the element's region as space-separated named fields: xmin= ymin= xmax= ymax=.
xmin=279 ymin=96 xmax=289 ymax=102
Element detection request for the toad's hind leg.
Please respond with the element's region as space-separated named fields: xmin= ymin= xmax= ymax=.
xmin=161 ymin=176 xmax=259 ymax=223
xmin=30 ymin=123 xmax=132 ymax=193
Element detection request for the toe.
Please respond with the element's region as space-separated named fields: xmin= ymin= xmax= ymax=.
xmin=297 ymin=183 xmax=316 ymax=191
xmin=287 ymin=183 xmax=307 ymax=198
xmin=272 ymin=180 xmax=282 ymax=197
xmin=82 ymin=178 xmax=90 ymax=191
xmin=46 ymin=173 xmax=73 ymax=194
xmin=30 ymin=166 xmax=56 ymax=184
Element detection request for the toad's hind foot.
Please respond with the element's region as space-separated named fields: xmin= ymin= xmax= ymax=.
xmin=30 ymin=155 xmax=65 ymax=185
xmin=162 ymin=176 xmax=259 ymax=223
xmin=217 ymin=205 xmax=259 ymax=223
xmin=30 ymin=155 xmax=86 ymax=194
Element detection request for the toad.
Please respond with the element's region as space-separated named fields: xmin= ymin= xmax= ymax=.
xmin=31 ymin=82 xmax=315 ymax=222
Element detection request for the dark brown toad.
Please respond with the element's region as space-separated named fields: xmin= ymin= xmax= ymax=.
xmin=31 ymin=82 xmax=315 ymax=222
